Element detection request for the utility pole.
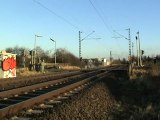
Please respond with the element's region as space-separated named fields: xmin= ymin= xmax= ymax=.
xmin=34 ymin=34 xmax=42 ymax=70
xmin=132 ymin=42 xmax=134 ymax=56
xmin=126 ymin=28 xmax=131 ymax=61
xmin=78 ymin=31 xmax=95 ymax=60
xmin=136 ymin=36 xmax=139 ymax=66
xmin=126 ymin=28 xmax=133 ymax=76
xmin=113 ymin=29 xmax=131 ymax=62
xmin=50 ymin=38 xmax=57 ymax=65
xmin=79 ymin=31 xmax=82 ymax=59
xmin=137 ymin=32 xmax=142 ymax=66
xmin=110 ymin=51 xmax=112 ymax=63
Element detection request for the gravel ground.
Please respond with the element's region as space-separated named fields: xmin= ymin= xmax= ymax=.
xmin=37 ymin=80 xmax=117 ymax=120
xmin=18 ymin=70 xmax=160 ymax=120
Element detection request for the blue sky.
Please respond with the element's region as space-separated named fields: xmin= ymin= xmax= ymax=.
xmin=0 ymin=0 xmax=160 ymax=59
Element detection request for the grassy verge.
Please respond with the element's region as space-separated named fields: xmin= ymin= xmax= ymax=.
xmin=105 ymin=65 xmax=160 ymax=120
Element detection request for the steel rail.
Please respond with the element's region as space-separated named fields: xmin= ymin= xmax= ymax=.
xmin=0 ymin=70 xmax=101 ymax=99
xmin=0 ymin=65 xmax=120 ymax=92
xmin=0 ymin=65 xmax=118 ymax=90
xmin=0 ymin=71 xmax=110 ymax=119
xmin=0 ymin=71 xmax=82 ymax=91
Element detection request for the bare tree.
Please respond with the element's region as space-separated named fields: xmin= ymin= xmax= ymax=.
xmin=5 ymin=46 xmax=30 ymax=68
xmin=55 ymin=48 xmax=80 ymax=66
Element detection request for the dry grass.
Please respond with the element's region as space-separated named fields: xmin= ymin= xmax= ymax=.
xmin=131 ymin=65 xmax=160 ymax=79
xmin=103 ymin=71 xmax=160 ymax=120
xmin=60 ymin=65 xmax=80 ymax=70
xmin=16 ymin=68 xmax=45 ymax=77
xmin=130 ymin=65 xmax=160 ymax=90
xmin=16 ymin=65 xmax=80 ymax=77
xmin=151 ymin=65 xmax=160 ymax=77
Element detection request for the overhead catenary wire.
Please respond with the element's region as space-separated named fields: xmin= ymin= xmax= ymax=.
xmin=88 ymin=0 xmax=127 ymax=54
xmin=88 ymin=0 xmax=114 ymax=34
xmin=113 ymin=30 xmax=128 ymax=40
xmin=32 ymin=0 xmax=80 ymax=30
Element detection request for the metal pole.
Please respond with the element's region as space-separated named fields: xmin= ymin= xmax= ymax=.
xmin=79 ymin=31 xmax=81 ymax=59
xmin=128 ymin=28 xmax=131 ymax=60
xmin=33 ymin=35 xmax=37 ymax=70
xmin=34 ymin=35 xmax=42 ymax=70
xmin=113 ymin=29 xmax=132 ymax=62
xmin=34 ymin=35 xmax=36 ymax=53
xmin=110 ymin=51 xmax=112 ymax=63
xmin=55 ymin=41 xmax=56 ymax=65
xmin=79 ymin=31 xmax=95 ymax=59
xmin=137 ymin=32 xmax=142 ymax=66
xmin=125 ymin=28 xmax=131 ymax=62
xmin=132 ymin=42 xmax=134 ymax=56
xmin=50 ymin=38 xmax=56 ymax=65
xmin=136 ymin=37 xmax=139 ymax=66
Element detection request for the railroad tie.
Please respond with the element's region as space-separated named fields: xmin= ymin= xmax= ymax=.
xmin=63 ymin=93 xmax=73 ymax=97
xmin=70 ymin=90 xmax=79 ymax=94
xmin=56 ymin=96 xmax=68 ymax=100
xmin=25 ymin=109 xmax=43 ymax=115
xmin=35 ymin=103 xmax=53 ymax=109
xmin=47 ymin=100 xmax=62 ymax=104
xmin=11 ymin=116 xmax=31 ymax=120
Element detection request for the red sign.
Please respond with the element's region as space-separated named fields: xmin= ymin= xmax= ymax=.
xmin=2 ymin=57 xmax=16 ymax=71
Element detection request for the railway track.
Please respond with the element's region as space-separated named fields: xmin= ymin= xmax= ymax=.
xmin=0 ymin=66 xmax=117 ymax=91
xmin=0 ymin=66 xmax=126 ymax=119
xmin=0 ymin=71 xmax=82 ymax=91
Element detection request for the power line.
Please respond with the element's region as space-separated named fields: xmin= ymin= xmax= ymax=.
xmin=113 ymin=30 xmax=128 ymax=40
xmin=88 ymin=0 xmax=125 ymax=56
xmin=88 ymin=0 xmax=126 ymax=53
xmin=88 ymin=0 xmax=114 ymax=34
xmin=113 ymin=28 xmax=132 ymax=60
xmin=32 ymin=0 xmax=80 ymax=30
